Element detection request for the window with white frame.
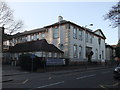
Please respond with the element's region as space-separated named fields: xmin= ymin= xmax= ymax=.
xmin=39 ymin=33 xmax=41 ymax=39
xmin=48 ymin=52 xmax=52 ymax=57
xmin=31 ymin=35 xmax=34 ymax=40
xmin=27 ymin=35 xmax=30 ymax=41
xmin=22 ymin=37 xmax=26 ymax=42
xmin=79 ymin=30 xmax=82 ymax=40
xmin=42 ymin=52 xmax=46 ymax=57
xmin=33 ymin=34 xmax=37 ymax=40
xmin=53 ymin=27 xmax=59 ymax=39
xmin=37 ymin=33 xmax=39 ymax=40
xmin=73 ymin=44 xmax=77 ymax=58
xmin=73 ymin=28 xmax=77 ymax=39
xmin=41 ymin=33 xmax=45 ymax=39
xmin=79 ymin=46 xmax=82 ymax=58
xmin=54 ymin=53 xmax=57 ymax=57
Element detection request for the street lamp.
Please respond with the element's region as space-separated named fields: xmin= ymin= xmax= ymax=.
xmin=84 ymin=24 xmax=93 ymax=68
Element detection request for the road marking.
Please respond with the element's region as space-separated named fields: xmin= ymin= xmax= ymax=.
xmin=22 ymin=79 xmax=28 ymax=84
xmin=48 ymin=77 xmax=52 ymax=79
xmin=105 ymin=82 xmax=119 ymax=87
xmin=99 ymin=82 xmax=119 ymax=89
xmin=99 ymin=85 xmax=106 ymax=88
xmin=112 ymin=82 xmax=119 ymax=86
xmin=37 ymin=81 xmax=64 ymax=88
xmin=76 ymin=74 xmax=96 ymax=80
xmin=102 ymin=71 xmax=110 ymax=74
xmin=99 ymin=85 xmax=108 ymax=90
xmin=3 ymin=79 xmax=29 ymax=85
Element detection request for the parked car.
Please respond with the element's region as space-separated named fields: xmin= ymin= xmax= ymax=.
xmin=113 ymin=64 xmax=120 ymax=79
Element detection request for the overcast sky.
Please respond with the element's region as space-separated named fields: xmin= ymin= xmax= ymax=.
xmin=7 ymin=1 xmax=118 ymax=45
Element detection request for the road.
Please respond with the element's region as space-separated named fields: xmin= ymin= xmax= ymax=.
xmin=2 ymin=67 xmax=120 ymax=89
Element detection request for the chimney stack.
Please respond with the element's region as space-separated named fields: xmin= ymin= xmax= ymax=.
xmin=58 ymin=16 xmax=63 ymax=22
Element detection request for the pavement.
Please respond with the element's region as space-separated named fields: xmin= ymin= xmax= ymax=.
xmin=2 ymin=63 xmax=116 ymax=83
xmin=2 ymin=65 xmax=29 ymax=83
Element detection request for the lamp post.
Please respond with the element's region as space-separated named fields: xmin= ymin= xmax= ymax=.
xmin=84 ymin=24 xmax=93 ymax=68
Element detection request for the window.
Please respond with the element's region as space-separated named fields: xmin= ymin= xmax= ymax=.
xmin=39 ymin=33 xmax=41 ymax=39
xmin=41 ymin=33 xmax=45 ymax=39
xmin=37 ymin=33 xmax=39 ymax=40
xmin=42 ymin=52 xmax=46 ymax=57
xmin=102 ymin=50 xmax=104 ymax=59
xmin=73 ymin=44 xmax=77 ymax=58
xmin=85 ymin=33 xmax=88 ymax=42
xmin=27 ymin=35 xmax=30 ymax=41
xmin=31 ymin=35 xmax=34 ymax=40
xmin=22 ymin=37 xmax=26 ymax=42
xmin=48 ymin=52 xmax=52 ymax=57
xmin=90 ymin=34 xmax=92 ymax=43
xmin=79 ymin=46 xmax=82 ymax=58
xmin=79 ymin=30 xmax=82 ymax=40
xmin=98 ymin=38 xmax=101 ymax=45
xmin=34 ymin=34 xmax=37 ymax=40
xmin=96 ymin=49 xmax=98 ymax=59
xmin=73 ymin=28 xmax=77 ymax=39
xmin=54 ymin=53 xmax=57 ymax=57
xmin=25 ymin=36 xmax=27 ymax=42
xmin=53 ymin=28 xmax=59 ymax=39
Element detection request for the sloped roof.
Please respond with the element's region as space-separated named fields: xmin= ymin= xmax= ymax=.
xmin=44 ymin=20 xmax=106 ymax=39
xmin=94 ymin=29 xmax=106 ymax=39
xmin=5 ymin=20 xmax=106 ymax=40
xmin=7 ymin=28 xmax=46 ymax=40
xmin=44 ymin=20 xmax=85 ymax=30
xmin=106 ymin=45 xmax=114 ymax=49
xmin=9 ymin=39 xmax=64 ymax=53
xmin=3 ymin=34 xmax=12 ymax=41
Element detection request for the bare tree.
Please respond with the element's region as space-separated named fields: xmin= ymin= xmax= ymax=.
xmin=0 ymin=1 xmax=24 ymax=34
xmin=104 ymin=1 xmax=120 ymax=28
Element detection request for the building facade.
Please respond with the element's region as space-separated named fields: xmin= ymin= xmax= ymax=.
xmin=105 ymin=44 xmax=115 ymax=61
xmin=4 ymin=16 xmax=106 ymax=63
